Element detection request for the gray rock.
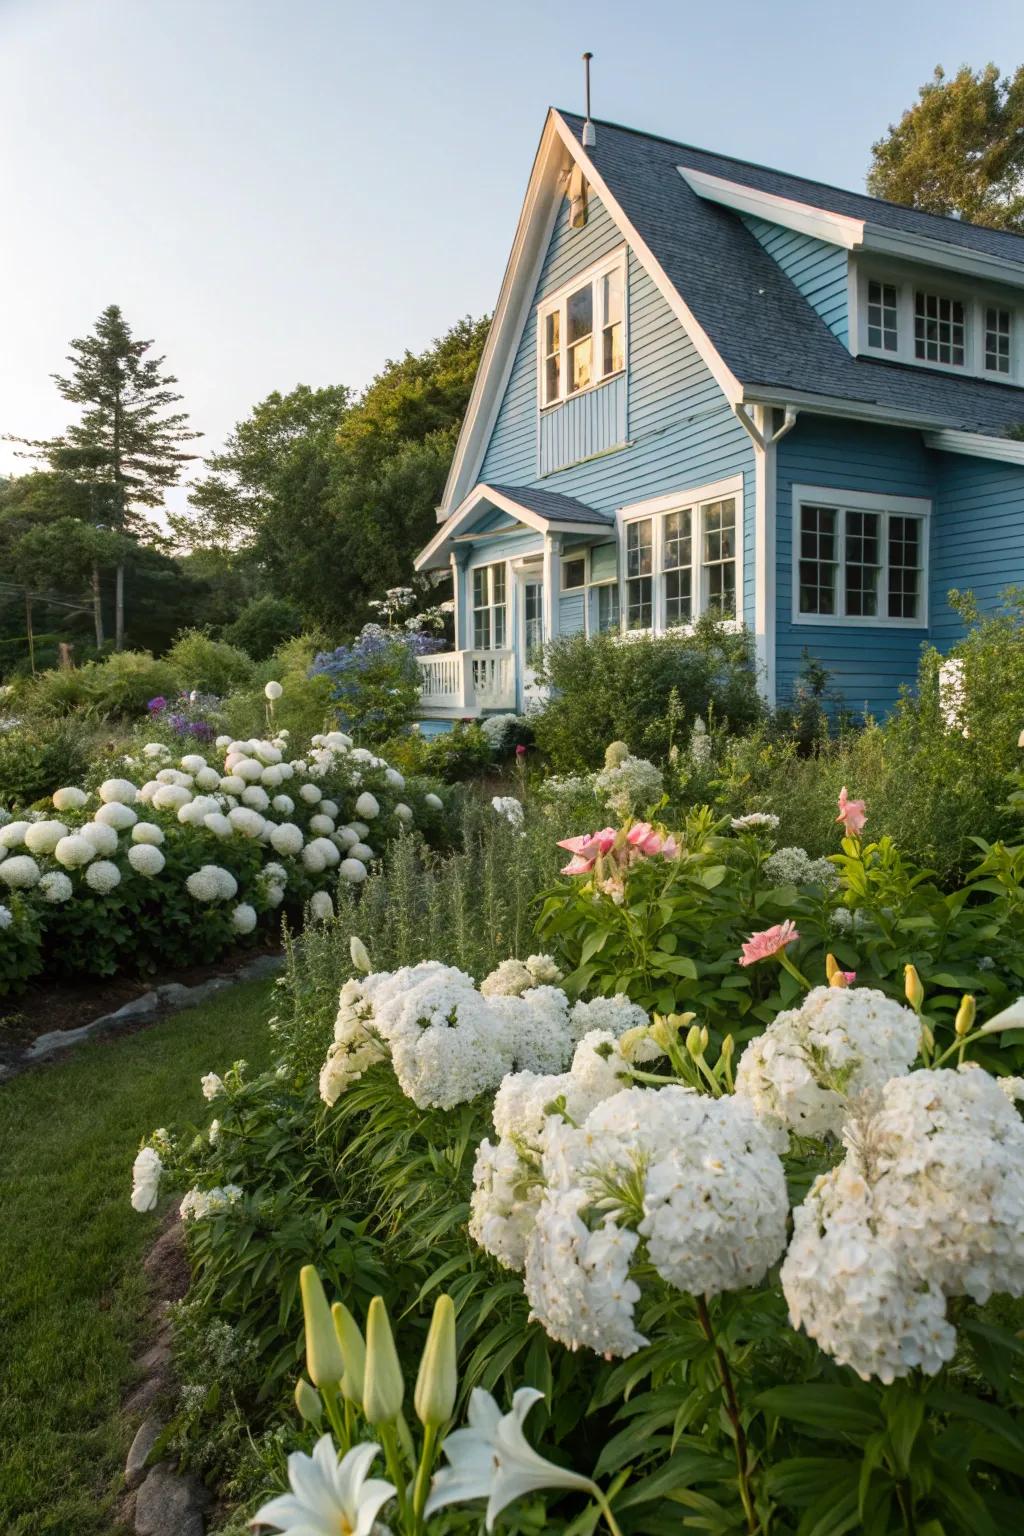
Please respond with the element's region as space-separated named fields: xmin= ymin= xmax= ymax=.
xmin=25 ymin=1022 xmax=98 ymax=1059
xmin=238 ymin=953 xmax=285 ymax=981
xmin=123 ymin=1376 xmax=164 ymax=1418
xmin=156 ymin=982 xmax=193 ymax=1006
xmin=107 ymin=990 xmax=160 ymax=1021
xmin=134 ymin=1465 xmax=208 ymax=1536
xmin=125 ymin=1416 xmax=164 ymax=1490
xmin=178 ymin=978 xmax=231 ymax=1007
xmin=137 ymin=1339 xmax=172 ymax=1374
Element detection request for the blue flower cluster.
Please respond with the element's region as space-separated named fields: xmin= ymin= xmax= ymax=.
xmin=309 ymin=625 xmax=445 ymax=738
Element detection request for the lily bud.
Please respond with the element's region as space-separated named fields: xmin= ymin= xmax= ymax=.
xmin=414 ymin=1293 xmax=457 ymax=1428
xmin=685 ymin=1024 xmax=703 ymax=1059
xmin=299 ymin=1266 xmax=345 ymax=1388
xmin=294 ymin=1376 xmax=322 ymax=1425
xmin=825 ymin=953 xmax=840 ymax=981
xmin=904 ymin=964 xmax=924 ymax=1012
xmin=920 ymin=1020 xmax=935 ymax=1055
xmin=720 ymin=1033 xmax=735 ymax=1062
xmin=332 ymin=1302 xmax=366 ymax=1406
xmin=350 ymin=935 xmax=371 ymax=974
xmin=955 ymin=994 xmax=977 ymax=1037
xmin=618 ymin=1024 xmax=651 ymax=1061
xmin=363 ymin=1297 xmax=404 ymax=1425
xmin=699 ymin=1025 xmax=709 ymax=1053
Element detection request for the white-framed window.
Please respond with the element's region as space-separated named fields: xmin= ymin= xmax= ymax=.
xmin=595 ymin=582 xmax=620 ymax=632
xmin=617 ymin=476 xmax=745 ymax=635
xmin=561 ymin=554 xmax=587 ymax=590
xmin=538 ymin=249 xmax=627 ymax=408
xmin=792 ymin=486 xmax=929 ymax=627
xmin=472 ymin=561 xmax=507 ymax=650
xmin=856 ymin=265 xmax=1022 ymax=382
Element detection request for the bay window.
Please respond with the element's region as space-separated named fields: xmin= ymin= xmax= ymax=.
xmin=794 ymin=489 xmax=928 ymax=626
xmin=538 ymin=250 xmax=627 ymax=407
xmin=472 ymin=562 xmax=507 ymax=650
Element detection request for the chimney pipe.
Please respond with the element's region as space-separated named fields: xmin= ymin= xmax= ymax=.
xmin=582 ymin=52 xmax=596 ymax=146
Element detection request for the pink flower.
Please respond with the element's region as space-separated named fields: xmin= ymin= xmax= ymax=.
xmin=557 ymin=826 xmax=617 ymax=875
xmin=739 ymin=920 xmax=800 ymax=967
xmin=561 ymin=853 xmax=596 ymax=876
xmin=660 ymin=835 xmax=680 ymax=859
xmin=829 ymin=969 xmax=857 ymax=989
xmin=836 ymin=786 xmax=867 ymax=837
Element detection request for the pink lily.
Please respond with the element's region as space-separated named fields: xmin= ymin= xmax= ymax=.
xmin=561 ymin=853 xmax=596 ymax=876
xmin=836 ymin=786 xmax=867 ymax=838
xmin=739 ymin=920 xmax=801 ymax=967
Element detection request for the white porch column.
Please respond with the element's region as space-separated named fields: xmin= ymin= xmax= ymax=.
xmin=449 ymin=549 xmax=468 ymax=651
xmin=542 ymin=532 xmax=562 ymax=643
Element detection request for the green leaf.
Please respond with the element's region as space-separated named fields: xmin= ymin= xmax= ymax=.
xmin=756 ymin=1385 xmax=881 ymax=1439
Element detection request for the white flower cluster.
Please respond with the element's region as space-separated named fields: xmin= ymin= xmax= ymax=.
xmin=764 ymin=845 xmax=838 ymax=888
xmin=782 ymin=1066 xmax=1024 ymax=1382
xmin=735 ymin=986 xmax=921 ymax=1147
xmin=731 ymin=811 xmax=780 ymax=833
xmin=524 ymin=1085 xmax=788 ymax=1357
xmin=179 ymin=1184 xmax=244 ymax=1221
xmin=593 ymin=754 xmax=663 ymax=817
xmin=480 ymin=954 xmax=564 ymax=997
xmin=491 ymin=796 xmax=525 ymax=830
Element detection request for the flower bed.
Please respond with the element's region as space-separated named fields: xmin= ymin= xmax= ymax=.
xmin=126 ymin=777 xmax=1024 ymax=1535
xmin=0 ymin=721 xmax=449 ymax=994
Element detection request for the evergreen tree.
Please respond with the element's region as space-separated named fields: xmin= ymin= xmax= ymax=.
xmin=24 ymin=304 xmax=200 ymax=648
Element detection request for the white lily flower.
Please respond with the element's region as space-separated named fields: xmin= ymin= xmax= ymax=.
xmin=249 ymin=1436 xmax=393 ymax=1535
xmin=978 ymin=997 xmax=1024 ymax=1035
xmin=425 ymin=1386 xmax=596 ymax=1531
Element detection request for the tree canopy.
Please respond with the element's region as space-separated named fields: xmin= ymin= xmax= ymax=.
xmin=868 ymin=64 xmax=1024 ymax=230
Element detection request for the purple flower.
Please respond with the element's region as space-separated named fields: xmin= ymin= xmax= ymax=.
xmin=147 ymin=696 xmax=167 ymax=714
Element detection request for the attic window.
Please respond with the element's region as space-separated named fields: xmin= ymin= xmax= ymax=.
xmin=914 ymin=290 xmax=965 ymax=367
xmin=858 ymin=268 xmax=1021 ymax=382
xmin=538 ymin=249 xmax=627 ymax=408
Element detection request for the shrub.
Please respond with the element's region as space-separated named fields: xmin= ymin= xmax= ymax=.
xmin=219 ymin=635 xmax=336 ymax=748
xmin=165 ymin=630 xmax=256 ymax=695
xmin=221 ymin=597 xmax=302 ymax=661
xmin=533 ymin=617 xmax=762 ymax=770
xmin=310 ymin=626 xmax=444 ymax=745
xmin=0 ymin=721 xmax=92 ymax=808
xmin=384 ymin=722 xmax=494 ymax=782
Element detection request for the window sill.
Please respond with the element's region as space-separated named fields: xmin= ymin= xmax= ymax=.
xmin=792 ymin=613 xmax=927 ymax=630
xmin=540 ymin=368 xmax=626 ymax=412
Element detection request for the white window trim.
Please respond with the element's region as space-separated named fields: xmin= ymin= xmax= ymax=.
xmin=560 ymin=550 xmax=589 ymax=590
xmin=791 ymin=484 xmax=930 ymax=630
xmin=470 ymin=559 xmax=510 ymax=651
xmin=853 ymin=258 xmax=1023 ymax=384
xmin=536 ymin=247 xmax=628 ymax=409
xmin=616 ymin=474 xmax=745 ymax=637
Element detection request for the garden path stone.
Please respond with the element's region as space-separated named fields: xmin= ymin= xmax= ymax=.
xmin=134 ymin=1465 xmax=208 ymax=1536
xmin=125 ymin=1416 xmax=164 ymax=1490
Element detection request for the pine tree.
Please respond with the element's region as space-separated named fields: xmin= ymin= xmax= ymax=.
xmin=30 ymin=305 xmax=200 ymax=648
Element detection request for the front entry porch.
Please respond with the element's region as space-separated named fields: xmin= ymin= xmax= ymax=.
xmin=416 ymin=648 xmax=517 ymax=716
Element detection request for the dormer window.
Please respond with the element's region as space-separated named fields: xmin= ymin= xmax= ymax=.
xmin=857 ymin=267 xmax=1022 ymax=382
xmin=538 ymin=249 xmax=627 ymax=408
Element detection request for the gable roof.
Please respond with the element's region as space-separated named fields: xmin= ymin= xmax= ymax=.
xmin=415 ymin=482 xmax=612 ymax=571
xmin=556 ymin=111 xmax=1024 ymax=441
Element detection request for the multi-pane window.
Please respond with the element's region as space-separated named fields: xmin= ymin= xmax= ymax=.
xmin=663 ymin=508 xmax=692 ymax=626
xmin=523 ymin=580 xmax=544 ymax=661
xmin=798 ymin=506 xmax=838 ymax=616
xmin=472 ymin=562 xmax=507 ymax=650
xmin=703 ymin=500 xmax=737 ymax=619
xmin=867 ymin=280 xmax=898 ymax=352
xmin=625 ymin=519 xmax=653 ymax=630
xmin=561 ymin=556 xmax=586 ymax=590
xmin=596 ymin=583 xmax=620 ymax=633
xmin=796 ymin=499 xmax=926 ymax=624
xmin=914 ymin=290 xmax=966 ymax=366
xmin=985 ymin=307 xmax=1012 ymax=374
xmin=601 ymin=266 xmax=625 ymax=375
xmin=538 ymin=253 xmax=627 ymax=407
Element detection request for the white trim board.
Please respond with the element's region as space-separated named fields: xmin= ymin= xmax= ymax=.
xmin=923 ymin=429 xmax=1024 ymax=465
xmin=415 ymin=481 xmax=612 ymax=571
xmin=615 ymin=473 xmax=745 ymax=637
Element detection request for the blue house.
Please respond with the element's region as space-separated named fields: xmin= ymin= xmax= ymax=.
xmin=414 ymin=108 xmax=1024 ymax=722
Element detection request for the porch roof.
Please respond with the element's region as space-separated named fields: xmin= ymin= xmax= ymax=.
xmin=414 ymin=481 xmax=614 ymax=571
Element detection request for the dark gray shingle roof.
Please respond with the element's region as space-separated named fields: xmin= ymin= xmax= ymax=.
xmin=484 ymin=483 xmax=614 ymax=525
xmin=559 ymin=112 xmax=1024 ymax=438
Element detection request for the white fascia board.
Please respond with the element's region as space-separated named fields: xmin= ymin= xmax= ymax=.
xmin=923 ymin=429 xmax=1024 ymax=465
xmin=739 ymin=383 xmax=960 ymax=434
xmin=414 ymin=480 xmax=613 ymax=570
xmin=860 ymin=226 xmax=1024 ymax=291
xmin=438 ymin=115 xmax=565 ymax=518
xmin=678 ymin=167 xmax=864 ymax=249
xmin=547 ymin=115 xmax=742 ymax=407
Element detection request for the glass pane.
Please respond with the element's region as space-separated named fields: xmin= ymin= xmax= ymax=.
xmin=562 ymin=557 xmax=586 ymax=589
xmin=493 ymin=605 xmax=506 ymax=649
xmin=544 ymin=309 xmax=560 ymax=354
xmin=867 ymin=280 xmax=898 ymax=351
xmin=914 ymin=290 xmax=966 ymax=366
xmin=665 ymin=567 xmax=692 ymax=626
xmin=472 ymin=569 xmax=486 ymax=608
xmin=844 ymin=510 xmax=879 ymax=617
xmin=597 ymin=584 xmax=620 ymax=632
xmin=473 ymin=609 xmax=489 ymax=649
xmin=602 ymin=267 xmax=624 ymax=327
xmin=664 ymin=508 xmax=692 ymax=571
xmin=706 ymin=560 xmax=736 ymax=619
xmin=566 ymin=285 xmax=593 ymax=344
xmin=569 ymin=337 xmax=592 ymax=392
xmin=887 ymin=516 xmax=921 ymax=620
xmin=985 ymin=307 xmax=1011 ymax=373
xmin=798 ymin=505 xmax=837 ymax=615
xmin=626 ymin=576 xmax=652 ymax=630
xmin=626 ymin=519 xmax=653 ymax=578
xmin=603 ymin=321 xmax=624 ymax=375
xmin=492 ymin=564 xmax=506 ymax=604
xmin=544 ymin=353 xmax=560 ymax=403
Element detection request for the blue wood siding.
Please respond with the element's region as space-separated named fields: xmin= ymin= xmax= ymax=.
xmin=539 ymin=374 xmax=627 ymax=474
xmin=740 ymin=216 xmax=849 ymax=345
xmin=558 ymin=591 xmax=587 ymax=635
xmin=930 ymin=454 xmax=1024 ymax=648
xmin=479 ymin=192 xmax=756 ymax=623
xmin=775 ymin=418 xmax=932 ymax=717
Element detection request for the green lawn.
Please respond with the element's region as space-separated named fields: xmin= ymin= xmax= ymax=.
xmin=0 ymin=978 xmax=278 ymax=1536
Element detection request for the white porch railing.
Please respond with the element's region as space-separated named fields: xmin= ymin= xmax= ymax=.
xmin=417 ymin=649 xmax=516 ymax=713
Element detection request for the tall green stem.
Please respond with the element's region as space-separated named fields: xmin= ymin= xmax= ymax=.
xmin=410 ymin=1422 xmax=438 ymax=1533
xmin=695 ymin=1296 xmax=759 ymax=1536
xmin=379 ymin=1422 xmax=410 ymax=1531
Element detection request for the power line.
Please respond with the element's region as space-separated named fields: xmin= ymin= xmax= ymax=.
xmin=0 ymin=581 xmax=95 ymax=615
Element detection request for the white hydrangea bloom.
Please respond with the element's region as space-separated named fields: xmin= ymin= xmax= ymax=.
xmin=349 ymin=841 xmax=374 ymax=864
xmin=491 ymin=795 xmax=524 ymax=829
xmin=735 ymin=986 xmax=921 ymax=1147
xmin=593 ymin=755 xmax=664 ymax=817
xmin=85 ymin=859 xmax=121 ymax=894
xmin=271 ymin=795 xmax=295 ymax=816
xmin=319 ymin=799 xmax=339 ymax=818
xmin=241 ymin=785 xmax=270 ymax=812
xmin=39 ymin=871 xmax=73 ymax=903
xmin=0 ymin=820 xmax=30 ymax=848
xmin=194 ymin=766 xmax=222 ymax=791
xmin=179 ymin=754 xmax=207 ymax=774
xmin=95 ymin=801 xmax=138 ymax=831
xmin=354 ymin=792 xmax=379 ymax=820
xmin=142 ymin=742 xmax=170 ymax=760
xmin=232 ymin=903 xmax=257 ymax=934
xmin=228 ymin=807 xmax=265 ymax=839
xmin=731 ymin=812 xmax=780 ymax=832
xmin=340 ymin=857 xmax=367 ymax=884
xmin=234 ymin=757 xmax=264 ymax=783
xmin=220 ymin=775 xmax=246 ymax=795
xmin=0 ymin=854 xmax=40 ymax=889
xmin=349 ymin=820 xmax=369 ymax=838
xmin=179 ymin=1184 xmax=244 ymax=1221
xmin=24 ymin=820 xmax=69 ymax=855
xmin=99 ymin=778 xmax=137 ymax=805
xmin=264 ymin=680 xmax=283 ymax=700
xmin=302 ymin=843 xmax=327 ymax=874
xmin=186 ymin=864 xmax=238 ymax=902
xmin=152 ymin=783 xmax=193 ymax=812
xmin=54 ymin=834 xmax=95 ymax=869
xmin=425 ymin=792 xmax=443 ymax=811
xmin=53 ymin=787 xmax=89 ymax=812
xmin=156 ymin=767 xmax=192 ymax=787
xmin=394 ymin=802 xmax=413 ymax=823
xmin=0 ymin=904 xmax=12 ymax=929
xmin=202 ymin=813 xmax=232 ymax=838
xmin=128 ymin=843 xmax=165 ymax=877
xmin=262 ymin=861 xmax=288 ymax=887
xmin=80 ymin=821 xmax=118 ymax=857
xmin=215 ymin=734 xmax=232 ymax=749
xmin=269 ymin=822 xmax=304 ymax=856
xmin=299 ymin=782 xmax=323 ymax=806
xmin=481 ymin=959 xmax=535 ymax=998
xmin=764 ymin=846 xmax=838 ymax=888
xmin=309 ymin=890 xmax=334 ymax=922
xmin=130 ymin=1146 xmax=162 ymax=1212
xmin=569 ymin=994 xmax=648 ymax=1045
xmin=308 ymin=812 xmax=334 ymax=836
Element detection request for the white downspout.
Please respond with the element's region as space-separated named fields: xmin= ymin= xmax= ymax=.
xmin=734 ymin=404 xmax=798 ymax=707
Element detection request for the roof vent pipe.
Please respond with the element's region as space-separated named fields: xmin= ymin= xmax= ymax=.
xmin=581 ymin=52 xmax=596 ymax=146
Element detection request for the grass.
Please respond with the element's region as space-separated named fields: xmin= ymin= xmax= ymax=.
xmin=0 ymin=977 xmax=278 ymax=1536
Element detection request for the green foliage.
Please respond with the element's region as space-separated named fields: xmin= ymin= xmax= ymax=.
xmin=219 ymin=634 xmax=336 ymax=748
xmin=869 ymin=63 xmax=1024 ymax=229
xmin=533 ymin=619 xmax=762 ymax=771
xmin=0 ymin=720 xmax=92 ymax=807
xmin=17 ymin=650 xmax=182 ymax=719
xmin=385 ymin=723 xmax=494 ymax=783
xmin=221 ymin=596 xmax=302 ymax=660
xmin=164 ymin=628 xmax=255 ymax=695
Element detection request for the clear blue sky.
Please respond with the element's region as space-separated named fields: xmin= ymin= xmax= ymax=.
xmin=2 ymin=0 xmax=1023 ymax=525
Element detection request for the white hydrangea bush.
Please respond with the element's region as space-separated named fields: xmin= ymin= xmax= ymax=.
xmin=0 ymin=723 xmax=449 ymax=988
